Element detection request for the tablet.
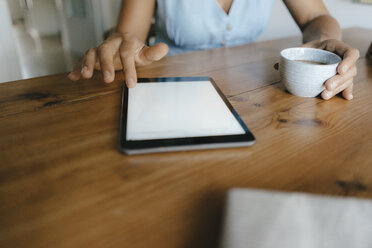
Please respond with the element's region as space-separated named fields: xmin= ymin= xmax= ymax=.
xmin=119 ymin=77 xmax=255 ymax=155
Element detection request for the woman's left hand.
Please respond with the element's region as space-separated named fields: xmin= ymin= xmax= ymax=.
xmin=303 ymin=39 xmax=360 ymax=100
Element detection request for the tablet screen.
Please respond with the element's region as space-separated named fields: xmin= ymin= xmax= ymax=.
xmin=126 ymin=80 xmax=245 ymax=140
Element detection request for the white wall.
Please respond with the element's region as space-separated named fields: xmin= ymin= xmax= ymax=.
xmin=25 ymin=0 xmax=60 ymax=36
xmin=6 ymin=0 xmax=23 ymax=22
xmin=100 ymin=0 xmax=121 ymax=31
xmin=0 ymin=0 xmax=22 ymax=83
xmin=57 ymin=0 xmax=105 ymax=55
xmin=258 ymin=0 xmax=372 ymax=41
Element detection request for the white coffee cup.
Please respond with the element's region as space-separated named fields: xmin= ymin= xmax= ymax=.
xmin=279 ymin=47 xmax=342 ymax=97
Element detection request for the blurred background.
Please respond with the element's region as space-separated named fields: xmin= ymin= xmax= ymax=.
xmin=0 ymin=0 xmax=371 ymax=84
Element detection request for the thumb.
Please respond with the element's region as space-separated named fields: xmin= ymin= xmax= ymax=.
xmin=137 ymin=43 xmax=169 ymax=66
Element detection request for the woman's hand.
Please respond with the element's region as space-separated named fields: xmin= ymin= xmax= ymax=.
xmin=303 ymin=39 xmax=360 ymax=100
xmin=68 ymin=33 xmax=169 ymax=87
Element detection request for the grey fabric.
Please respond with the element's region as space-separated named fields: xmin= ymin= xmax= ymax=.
xmin=220 ymin=189 xmax=372 ymax=248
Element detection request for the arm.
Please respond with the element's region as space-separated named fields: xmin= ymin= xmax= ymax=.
xmin=283 ymin=0 xmax=359 ymax=100
xmin=283 ymin=0 xmax=340 ymax=42
xmin=116 ymin=0 xmax=155 ymax=43
xmin=68 ymin=0 xmax=168 ymax=86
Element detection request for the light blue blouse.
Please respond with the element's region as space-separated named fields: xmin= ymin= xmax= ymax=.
xmin=155 ymin=0 xmax=275 ymax=55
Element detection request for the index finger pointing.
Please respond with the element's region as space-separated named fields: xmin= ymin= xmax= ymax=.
xmin=119 ymin=49 xmax=137 ymax=88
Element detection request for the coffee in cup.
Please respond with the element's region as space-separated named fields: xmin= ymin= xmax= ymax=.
xmin=279 ymin=47 xmax=341 ymax=97
xmin=294 ymin=60 xmax=327 ymax=65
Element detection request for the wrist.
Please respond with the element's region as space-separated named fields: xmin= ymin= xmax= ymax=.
xmin=302 ymin=15 xmax=341 ymax=43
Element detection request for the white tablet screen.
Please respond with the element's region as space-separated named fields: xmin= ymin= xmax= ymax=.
xmin=126 ymin=80 xmax=245 ymax=140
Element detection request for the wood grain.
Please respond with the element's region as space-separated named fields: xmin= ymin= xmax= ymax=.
xmin=0 ymin=28 xmax=372 ymax=248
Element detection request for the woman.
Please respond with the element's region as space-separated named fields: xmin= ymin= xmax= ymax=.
xmin=68 ymin=0 xmax=359 ymax=100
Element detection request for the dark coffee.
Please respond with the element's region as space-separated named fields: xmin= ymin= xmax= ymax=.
xmin=295 ymin=60 xmax=327 ymax=65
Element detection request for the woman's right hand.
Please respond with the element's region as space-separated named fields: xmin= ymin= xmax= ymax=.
xmin=68 ymin=32 xmax=169 ymax=87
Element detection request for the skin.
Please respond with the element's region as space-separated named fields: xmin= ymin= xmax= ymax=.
xmin=68 ymin=0 xmax=359 ymax=100
xmin=283 ymin=0 xmax=359 ymax=100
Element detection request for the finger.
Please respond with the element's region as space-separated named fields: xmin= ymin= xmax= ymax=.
xmin=337 ymin=47 xmax=360 ymax=74
xmin=68 ymin=59 xmax=83 ymax=81
xmin=119 ymin=49 xmax=137 ymax=88
xmin=123 ymin=56 xmax=137 ymax=88
xmin=94 ymin=53 xmax=124 ymax=71
xmin=97 ymin=43 xmax=116 ymax=83
xmin=322 ymin=78 xmax=353 ymax=100
xmin=113 ymin=52 xmax=124 ymax=71
xmin=342 ymin=82 xmax=353 ymax=100
xmin=324 ymin=66 xmax=357 ymax=91
xmin=137 ymin=43 xmax=169 ymax=66
xmin=94 ymin=34 xmax=123 ymax=71
xmin=317 ymin=40 xmax=359 ymax=74
xmin=81 ymin=48 xmax=96 ymax=79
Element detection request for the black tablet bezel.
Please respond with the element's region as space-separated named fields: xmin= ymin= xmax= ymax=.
xmin=119 ymin=77 xmax=255 ymax=153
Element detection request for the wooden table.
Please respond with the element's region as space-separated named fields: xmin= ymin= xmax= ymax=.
xmin=1 ymin=27 xmax=371 ymax=248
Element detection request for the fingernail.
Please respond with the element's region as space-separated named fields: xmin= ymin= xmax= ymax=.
xmin=324 ymin=91 xmax=331 ymax=100
xmin=127 ymin=77 xmax=135 ymax=87
xmin=104 ymin=70 xmax=111 ymax=80
xmin=348 ymin=94 xmax=353 ymax=100
xmin=81 ymin=66 xmax=88 ymax=74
